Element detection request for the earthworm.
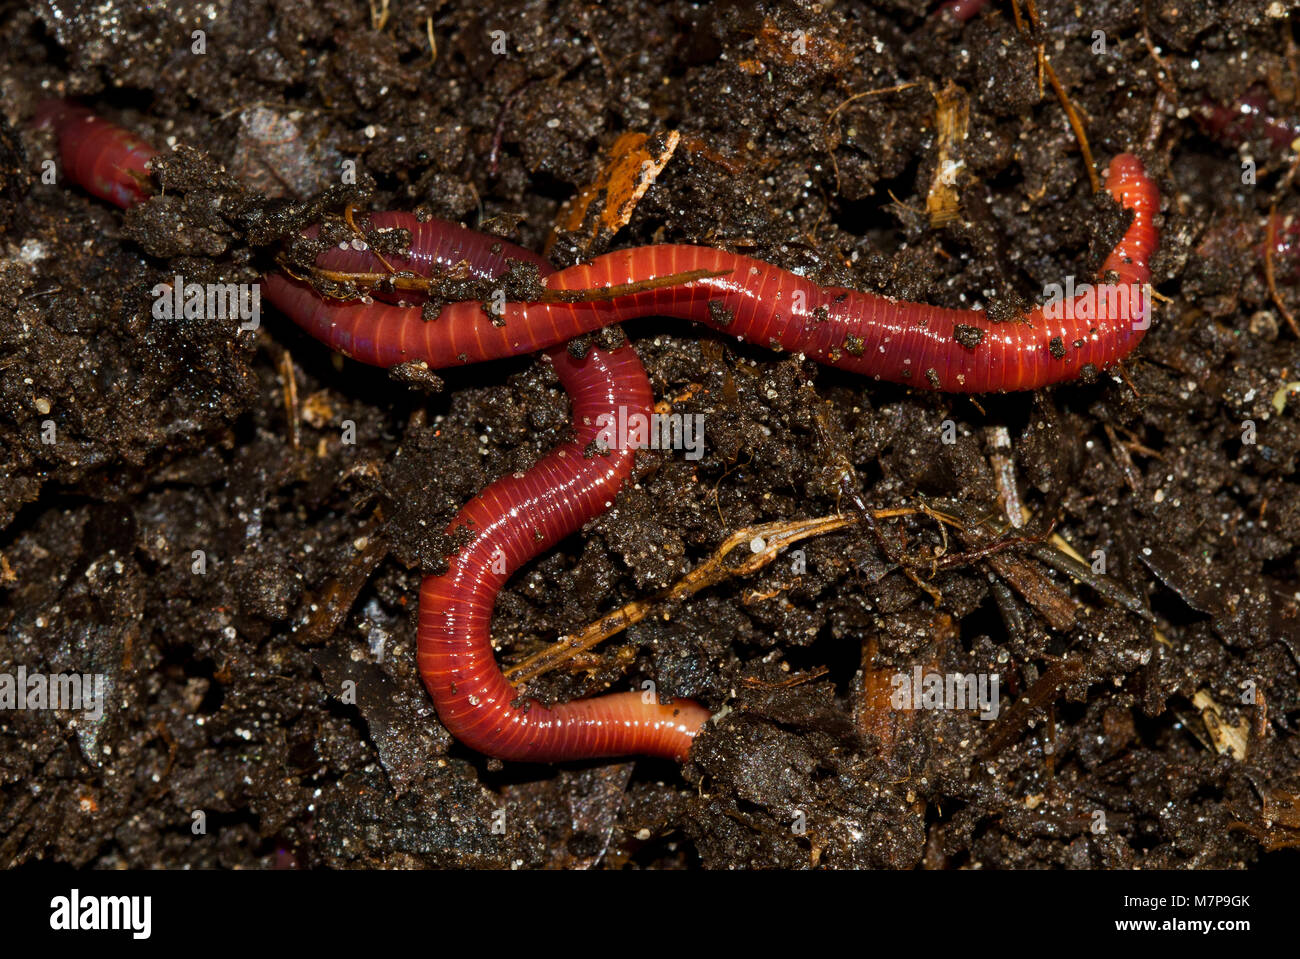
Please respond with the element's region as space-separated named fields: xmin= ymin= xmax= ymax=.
xmin=39 ymin=99 xmax=1161 ymax=764
xmin=937 ymin=0 xmax=991 ymax=22
xmin=1196 ymin=86 xmax=1300 ymax=152
xmin=419 ymin=341 xmax=711 ymax=761
xmin=264 ymin=152 xmax=1157 ymax=393
xmin=306 ymin=210 xmax=553 ymax=287
xmin=1194 ymin=88 xmax=1300 ymax=280
xmin=34 ymin=99 xmax=157 ymax=209
xmin=310 ymin=219 xmax=711 ymax=761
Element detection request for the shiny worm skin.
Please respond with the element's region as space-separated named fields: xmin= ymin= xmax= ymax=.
xmin=310 ymin=217 xmax=711 ymax=761
xmin=35 ymin=99 xmax=157 ymax=209
xmin=305 ymin=210 xmax=555 ymax=287
xmin=263 ymin=153 xmax=1158 ymax=394
xmin=39 ymin=99 xmax=1160 ymax=762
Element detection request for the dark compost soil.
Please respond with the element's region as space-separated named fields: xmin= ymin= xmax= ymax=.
xmin=1 ymin=0 xmax=1299 ymax=869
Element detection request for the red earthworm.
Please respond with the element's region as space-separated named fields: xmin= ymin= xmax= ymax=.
xmin=936 ymin=0 xmax=991 ymax=22
xmin=264 ymin=156 xmax=1156 ymax=751
xmin=1195 ymin=86 xmax=1300 ymax=152
xmin=419 ymin=342 xmax=711 ymax=762
xmin=306 ymin=210 xmax=553 ymax=288
xmin=265 ymin=152 xmax=1157 ymax=393
xmin=314 ymin=221 xmax=711 ymax=760
xmin=34 ymin=99 xmax=157 ymax=209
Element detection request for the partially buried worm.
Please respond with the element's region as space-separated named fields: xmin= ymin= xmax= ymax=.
xmin=36 ymin=99 xmax=157 ymax=209
xmin=38 ymin=98 xmax=1159 ymax=762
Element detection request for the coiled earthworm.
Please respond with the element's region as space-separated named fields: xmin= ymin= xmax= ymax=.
xmin=317 ymin=220 xmax=711 ymax=761
xmin=39 ymin=99 xmax=1160 ymax=763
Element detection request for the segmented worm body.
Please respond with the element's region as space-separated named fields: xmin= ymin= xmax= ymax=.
xmin=264 ymin=153 xmax=1156 ymax=393
xmin=1194 ymin=87 xmax=1300 ymax=279
xmin=35 ymin=100 xmax=157 ymax=209
xmin=418 ymin=339 xmax=709 ymax=761
xmin=307 ymin=210 xmax=552 ymax=285
xmin=40 ymin=99 xmax=1160 ymax=763
xmin=1196 ymin=87 xmax=1300 ymax=152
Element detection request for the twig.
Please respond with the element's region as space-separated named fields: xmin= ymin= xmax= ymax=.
xmin=1266 ymin=205 xmax=1300 ymax=338
xmin=504 ymin=511 xmax=913 ymax=683
xmin=1042 ymin=58 xmax=1100 ymax=193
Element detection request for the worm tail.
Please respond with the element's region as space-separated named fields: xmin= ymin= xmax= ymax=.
xmin=35 ymin=99 xmax=156 ymax=210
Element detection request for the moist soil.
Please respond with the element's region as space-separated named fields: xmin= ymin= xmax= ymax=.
xmin=1 ymin=0 xmax=1299 ymax=868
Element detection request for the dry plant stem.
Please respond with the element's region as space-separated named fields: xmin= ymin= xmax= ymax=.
xmin=1266 ymin=205 xmax=1300 ymax=338
xmin=504 ymin=510 xmax=917 ymax=684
